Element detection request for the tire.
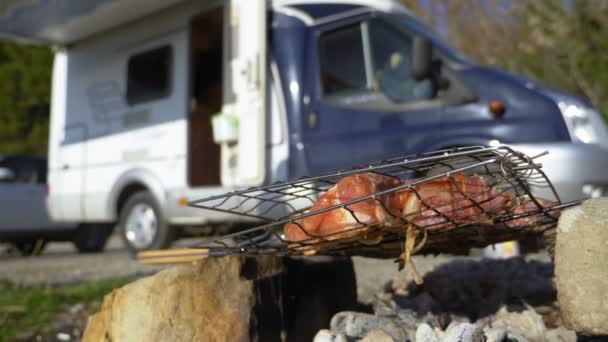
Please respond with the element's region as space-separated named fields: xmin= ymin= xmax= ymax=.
xmin=14 ymin=240 xmax=46 ymax=256
xmin=72 ymin=224 xmax=113 ymax=253
xmin=118 ymin=191 xmax=175 ymax=253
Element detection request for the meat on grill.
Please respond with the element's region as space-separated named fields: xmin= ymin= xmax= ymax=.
xmin=283 ymin=172 xmax=557 ymax=243
xmin=283 ymin=173 xmax=401 ymax=242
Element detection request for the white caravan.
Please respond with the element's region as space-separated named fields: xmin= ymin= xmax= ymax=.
xmin=2 ymin=0 xmax=277 ymax=251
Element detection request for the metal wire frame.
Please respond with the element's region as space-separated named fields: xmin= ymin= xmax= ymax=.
xmin=188 ymin=146 xmax=580 ymax=257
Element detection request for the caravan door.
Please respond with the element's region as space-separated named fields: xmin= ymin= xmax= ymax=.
xmin=47 ymin=52 xmax=86 ymax=221
xmin=222 ymin=0 xmax=267 ymax=186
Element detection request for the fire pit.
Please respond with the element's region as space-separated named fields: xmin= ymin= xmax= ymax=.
xmin=128 ymin=146 xmax=605 ymax=342
xmin=313 ymin=256 xmax=576 ymax=342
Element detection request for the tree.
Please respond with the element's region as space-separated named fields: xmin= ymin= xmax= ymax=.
xmin=0 ymin=42 xmax=53 ymax=156
xmin=399 ymin=0 xmax=608 ymax=118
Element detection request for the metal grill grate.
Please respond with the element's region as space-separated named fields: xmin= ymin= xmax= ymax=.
xmin=188 ymin=146 xmax=580 ymax=258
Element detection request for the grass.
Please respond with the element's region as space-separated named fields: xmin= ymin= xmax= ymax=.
xmin=0 ymin=277 xmax=133 ymax=341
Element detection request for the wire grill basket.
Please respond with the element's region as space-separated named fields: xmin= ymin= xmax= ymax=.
xmin=188 ymin=146 xmax=579 ymax=258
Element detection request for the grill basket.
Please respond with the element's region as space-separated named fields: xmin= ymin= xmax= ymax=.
xmin=188 ymin=146 xmax=579 ymax=258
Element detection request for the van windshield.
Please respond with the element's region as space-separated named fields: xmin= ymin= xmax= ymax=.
xmin=393 ymin=15 xmax=470 ymax=65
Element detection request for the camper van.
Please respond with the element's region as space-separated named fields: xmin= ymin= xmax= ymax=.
xmin=2 ymin=0 xmax=608 ymax=252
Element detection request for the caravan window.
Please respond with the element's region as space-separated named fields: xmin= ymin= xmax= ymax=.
xmin=127 ymin=46 xmax=172 ymax=105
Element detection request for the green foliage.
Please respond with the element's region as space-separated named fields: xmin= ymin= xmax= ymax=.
xmin=0 ymin=277 xmax=132 ymax=341
xmin=0 ymin=42 xmax=53 ymax=157
xmin=399 ymin=0 xmax=608 ymax=118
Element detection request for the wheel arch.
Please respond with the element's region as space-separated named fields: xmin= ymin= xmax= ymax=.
xmin=107 ymin=169 xmax=167 ymax=220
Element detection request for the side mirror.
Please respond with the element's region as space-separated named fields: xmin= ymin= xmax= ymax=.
xmin=0 ymin=167 xmax=15 ymax=182
xmin=412 ymin=36 xmax=433 ymax=81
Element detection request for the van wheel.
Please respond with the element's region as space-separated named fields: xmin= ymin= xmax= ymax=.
xmin=119 ymin=191 xmax=175 ymax=253
xmin=73 ymin=224 xmax=113 ymax=253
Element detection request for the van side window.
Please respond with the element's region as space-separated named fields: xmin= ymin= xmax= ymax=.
xmin=369 ymin=20 xmax=433 ymax=103
xmin=126 ymin=46 xmax=172 ymax=105
xmin=319 ymin=24 xmax=367 ymax=97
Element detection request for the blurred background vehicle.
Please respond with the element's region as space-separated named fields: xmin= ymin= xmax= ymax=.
xmin=0 ymin=155 xmax=112 ymax=255
xmin=1 ymin=0 xmax=607 ymax=253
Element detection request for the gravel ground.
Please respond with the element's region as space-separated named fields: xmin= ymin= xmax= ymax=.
xmin=0 ymin=236 xmax=168 ymax=286
xmin=0 ymin=235 xmax=467 ymax=293
xmin=0 ymin=235 xmax=462 ymax=290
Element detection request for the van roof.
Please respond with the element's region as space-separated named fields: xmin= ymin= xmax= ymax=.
xmin=274 ymin=0 xmax=408 ymax=15
xmin=0 ymin=0 xmax=190 ymax=45
xmin=273 ymin=0 xmax=409 ymax=25
xmin=0 ymin=0 xmax=408 ymax=46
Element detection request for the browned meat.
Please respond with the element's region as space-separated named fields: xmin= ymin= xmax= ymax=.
xmin=284 ymin=172 xmax=556 ymax=243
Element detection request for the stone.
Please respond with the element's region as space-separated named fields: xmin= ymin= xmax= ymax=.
xmin=82 ymin=255 xmax=359 ymax=342
xmin=546 ymin=327 xmax=577 ymax=342
xmin=483 ymin=327 xmax=507 ymax=342
xmin=312 ymin=329 xmax=348 ymax=342
xmin=443 ymin=323 xmax=484 ymax=342
xmin=481 ymin=306 xmax=547 ymax=341
xmin=56 ymin=332 xmax=71 ymax=341
xmin=68 ymin=303 xmax=85 ymax=315
xmin=359 ymin=329 xmax=396 ymax=342
xmin=504 ymin=332 xmax=529 ymax=342
xmin=555 ymin=198 xmax=608 ymax=335
xmin=415 ymin=323 xmax=441 ymax=342
xmin=82 ymin=255 xmax=283 ymax=342
xmin=330 ymin=311 xmax=411 ymax=341
xmin=372 ymin=294 xmax=397 ymax=317
xmin=393 ymin=307 xmax=432 ymax=331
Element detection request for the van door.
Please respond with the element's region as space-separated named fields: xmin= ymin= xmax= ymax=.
xmin=222 ymin=0 xmax=267 ymax=186
xmin=303 ymin=17 xmax=444 ymax=174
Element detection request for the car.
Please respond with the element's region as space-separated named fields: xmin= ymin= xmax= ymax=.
xmin=0 ymin=155 xmax=112 ymax=255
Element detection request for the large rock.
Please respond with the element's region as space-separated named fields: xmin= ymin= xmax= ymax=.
xmin=83 ymin=255 xmax=283 ymax=341
xmin=555 ymin=198 xmax=608 ymax=336
xmin=83 ymin=255 xmax=359 ymax=342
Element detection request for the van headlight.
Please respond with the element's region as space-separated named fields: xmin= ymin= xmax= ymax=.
xmin=558 ymin=101 xmax=608 ymax=147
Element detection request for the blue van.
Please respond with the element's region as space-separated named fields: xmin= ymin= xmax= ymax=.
xmin=269 ymin=0 xmax=608 ymax=203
